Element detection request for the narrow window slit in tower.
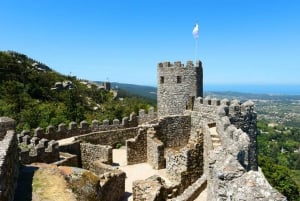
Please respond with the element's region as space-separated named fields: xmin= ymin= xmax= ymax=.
xmin=177 ymin=76 xmax=182 ymax=83
xmin=160 ymin=76 xmax=164 ymax=84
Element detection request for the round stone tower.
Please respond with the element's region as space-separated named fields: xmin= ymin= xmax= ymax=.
xmin=157 ymin=60 xmax=203 ymax=117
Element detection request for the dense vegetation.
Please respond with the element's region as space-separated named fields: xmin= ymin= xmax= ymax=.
xmin=257 ymin=120 xmax=300 ymax=200
xmin=0 ymin=51 xmax=154 ymax=132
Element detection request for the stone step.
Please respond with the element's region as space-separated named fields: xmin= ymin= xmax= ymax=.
xmin=211 ymin=137 xmax=220 ymax=141
xmin=213 ymin=142 xmax=221 ymax=148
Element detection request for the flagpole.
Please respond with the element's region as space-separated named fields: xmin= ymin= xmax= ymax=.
xmin=195 ymin=37 xmax=198 ymax=64
xmin=192 ymin=23 xmax=199 ymax=64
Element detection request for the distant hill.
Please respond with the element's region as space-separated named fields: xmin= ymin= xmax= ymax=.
xmin=97 ymin=82 xmax=300 ymax=102
xmin=0 ymin=51 xmax=152 ymax=131
xmin=96 ymin=82 xmax=157 ymax=101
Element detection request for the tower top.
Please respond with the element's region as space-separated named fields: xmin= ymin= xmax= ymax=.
xmin=157 ymin=60 xmax=202 ymax=68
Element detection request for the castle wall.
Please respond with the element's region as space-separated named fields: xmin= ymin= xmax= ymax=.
xmin=59 ymin=140 xmax=82 ymax=166
xmin=75 ymin=127 xmax=139 ymax=146
xmin=138 ymin=107 xmax=157 ymax=125
xmin=19 ymin=138 xmax=60 ymax=164
xmin=54 ymin=152 xmax=78 ymax=167
xmin=17 ymin=108 xmax=157 ymax=142
xmin=168 ymin=175 xmax=207 ymax=201
xmin=89 ymin=160 xmax=115 ymax=175
xmin=146 ymin=128 xmax=165 ymax=169
xmin=80 ymin=143 xmax=112 ymax=170
xmin=99 ymin=170 xmax=126 ymax=201
xmin=126 ymin=128 xmax=147 ymax=165
xmin=133 ymin=176 xmax=166 ymax=201
xmin=0 ymin=117 xmax=18 ymax=201
xmin=155 ymin=115 xmax=191 ymax=149
xmin=157 ymin=61 xmax=203 ymax=117
xmin=228 ymin=100 xmax=258 ymax=171
xmin=204 ymin=101 xmax=286 ymax=200
xmin=166 ymin=135 xmax=204 ymax=191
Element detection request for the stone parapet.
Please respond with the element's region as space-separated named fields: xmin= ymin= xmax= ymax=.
xmin=19 ymin=138 xmax=59 ymax=164
xmin=75 ymin=127 xmax=139 ymax=146
xmin=126 ymin=128 xmax=148 ymax=165
xmin=80 ymin=143 xmax=112 ymax=170
xmin=0 ymin=117 xmax=18 ymax=201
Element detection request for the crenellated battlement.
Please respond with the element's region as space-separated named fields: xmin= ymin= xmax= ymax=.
xmin=17 ymin=107 xmax=157 ymax=142
xmin=157 ymin=60 xmax=202 ymax=68
xmin=19 ymin=137 xmax=59 ymax=164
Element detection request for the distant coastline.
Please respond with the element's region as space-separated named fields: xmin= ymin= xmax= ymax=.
xmin=204 ymin=84 xmax=300 ymax=96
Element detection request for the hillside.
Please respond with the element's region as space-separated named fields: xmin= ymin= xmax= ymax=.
xmin=95 ymin=82 xmax=157 ymax=101
xmin=0 ymin=51 xmax=153 ymax=131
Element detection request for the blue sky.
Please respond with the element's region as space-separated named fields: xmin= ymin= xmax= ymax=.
xmin=1 ymin=0 xmax=300 ymax=86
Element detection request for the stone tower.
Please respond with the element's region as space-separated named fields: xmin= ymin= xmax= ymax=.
xmin=157 ymin=60 xmax=203 ymax=117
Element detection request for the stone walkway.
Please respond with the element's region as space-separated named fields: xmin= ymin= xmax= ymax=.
xmin=57 ymin=137 xmax=75 ymax=146
xmin=113 ymin=147 xmax=171 ymax=201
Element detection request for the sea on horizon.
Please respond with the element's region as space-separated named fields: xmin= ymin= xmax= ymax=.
xmin=204 ymin=84 xmax=300 ymax=96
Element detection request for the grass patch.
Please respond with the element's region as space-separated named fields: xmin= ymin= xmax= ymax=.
xmin=32 ymin=165 xmax=77 ymax=201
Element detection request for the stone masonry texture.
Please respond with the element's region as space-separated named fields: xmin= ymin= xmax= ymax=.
xmin=0 ymin=117 xmax=18 ymax=201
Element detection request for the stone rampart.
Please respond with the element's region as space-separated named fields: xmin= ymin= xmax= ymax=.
xmin=166 ymin=135 xmax=203 ymax=192
xmin=138 ymin=107 xmax=157 ymax=125
xmin=18 ymin=113 xmax=137 ymax=141
xmin=0 ymin=117 xmax=18 ymax=201
xmin=126 ymin=128 xmax=148 ymax=165
xmin=80 ymin=143 xmax=112 ymax=170
xmin=89 ymin=160 xmax=115 ymax=175
xmin=205 ymin=101 xmax=286 ymax=200
xmin=75 ymin=127 xmax=139 ymax=146
xmin=168 ymin=175 xmax=207 ymax=201
xmin=147 ymin=128 xmax=165 ymax=169
xmin=59 ymin=140 xmax=82 ymax=167
xmin=99 ymin=170 xmax=126 ymax=201
xmin=17 ymin=108 xmax=157 ymax=142
xmin=54 ymin=152 xmax=78 ymax=167
xmin=191 ymin=97 xmax=220 ymax=124
xmin=19 ymin=137 xmax=59 ymax=164
xmin=155 ymin=115 xmax=191 ymax=149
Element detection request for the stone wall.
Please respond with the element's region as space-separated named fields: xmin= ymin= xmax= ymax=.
xmin=147 ymin=128 xmax=165 ymax=169
xmin=80 ymin=143 xmax=112 ymax=170
xmin=204 ymin=101 xmax=286 ymax=200
xmin=99 ymin=170 xmax=126 ymax=201
xmin=155 ymin=115 xmax=191 ymax=149
xmin=138 ymin=107 xmax=157 ymax=125
xmin=191 ymin=97 xmax=220 ymax=125
xmin=0 ymin=117 xmax=18 ymax=201
xmin=18 ymin=113 xmax=138 ymax=141
xmin=66 ymin=167 xmax=125 ymax=201
xmin=17 ymin=108 xmax=157 ymax=143
xmin=228 ymin=100 xmax=258 ymax=170
xmin=0 ymin=117 xmax=16 ymax=140
xmin=166 ymin=135 xmax=203 ymax=191
xmin=19 ymin=137 xmax=60 ymax=164
xmin=133 ymin=176 xmax=166 ymax=201
xmin=126 ymin=128 xmax=147 ymax=165
xmin=59 ymin=140 xmax=82 ymax=166
xmin=157 ymin=60 xmax=203 ymax=117
xmin=207 ymin=147 xmax=286 ymax=200
xmin=54 ymin=152 xmax=78 ymax=167
xmin=168 ymin=175 xmax=207 ymax=201
xmin=89 ymin=160 xmax=115 ymax=175
xmin=76 ymin=127 xmax=139 ymax=146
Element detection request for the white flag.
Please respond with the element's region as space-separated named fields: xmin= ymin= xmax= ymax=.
xmin=192 ymin=23 xmax=199 ymax=38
